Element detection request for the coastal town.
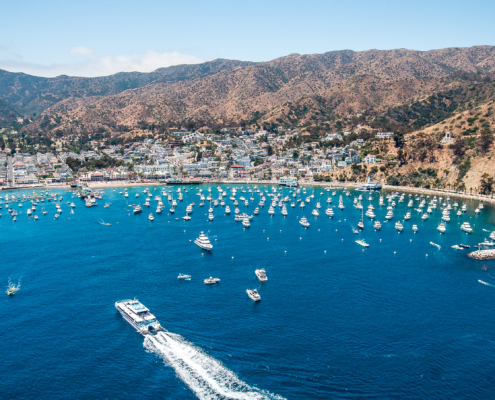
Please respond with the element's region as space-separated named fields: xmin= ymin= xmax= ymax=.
xmin=0 ymin=127 xmax=395 ymax=188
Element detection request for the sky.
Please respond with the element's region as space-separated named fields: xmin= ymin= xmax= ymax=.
xmin=1 ymin=0 xmax=494 ymax=78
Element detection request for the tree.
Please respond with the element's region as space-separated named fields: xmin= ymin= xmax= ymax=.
xmin=478 ymin=129 xmax=494 ymax=153
xmin=394 ymin=132 xmax=404 ymax=148
xmin=480 ymin=173 xmax=494 ymax=194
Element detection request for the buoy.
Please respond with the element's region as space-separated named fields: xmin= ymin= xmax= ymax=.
xmin=189 ymin=240 xmax=191 ymax=242
xmin=285 ymin=250 xmax=287 ymax=253
xmin=394 ymin=251 xmax=396 ymax=254
xmin=380 ymin=239 xmax=382 ymax=242
xmin=342 ymin=239 xmax=344 ymax=241
xmin=215 ymin=239 xmax=217 ymax=241
xmin=410 ymin=239 xmax=412 ymax=242
xmin=324 ymin=250 xmax=327 ymax=253
xmin=232 ymin=256 xmax=234 ymax=259
xmin=426 ymin=254 xmax=428 ymax=257
xmin=318 ymin=229 xmax=320 ymax=231
xmin=263 ymin=230 xmax=265 ymax=232
xmin=267 ymin=238 xmax=269 ymax=240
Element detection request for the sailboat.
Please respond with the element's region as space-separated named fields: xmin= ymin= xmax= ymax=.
xmin=358 ymin=207 xmax=364 ymax=229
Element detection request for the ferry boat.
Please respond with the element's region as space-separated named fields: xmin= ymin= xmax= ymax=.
xmin=115 ymin=299 xmax=162 ymax=335
xmin=255 ymin=269 xmax=268 ymax=281
xmin=246 ymin=289 xmax=261 ymax=302
xmin=357 ymin=176 xmax=383 ymax=191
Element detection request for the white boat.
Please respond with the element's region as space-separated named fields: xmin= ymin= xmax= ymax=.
xmin=355 ymin=239 xmax=369 ymax=247
xmin=246 ymin=289 xmax=261 ymax=302
xmin=182 ymin=215 xmax=191 ymax=221
xmin=299 ymin=217 xmax=310 ymax=228
xmin=311 ymin=209 xmax=319 ymax=217
xmin=186 ymin=204 xmax=193 ymax=214
xmin=421 ymin=213 xmax=429 ymax=221
xmin=242 ymin=218 xmax=250 ymax=228
xmin=385 ymin=210 xmax=393 ymax=220
xmin=404 ymin=212 xmax=411 ymax=220
xmin=437 ymin=222 xmax=446 ymax=233
xmin=208 ymin=213 xmax=214 ymax=221
xmin=178 ymin=274 xmax=191 ymax=280
xmin=412 ymin=224 xmax=418 ymax=233
xmin=255 ymin=269 xmax=268 ymax=281
xmin=460 ymin=222 xmax=473 ymax=233
xmin=325 ymin=208 xmax=334 ymax=217
xmin=254 ymin=207 xmax=259 ymax=215
xmin=148 ymin=213 xmax=154 ymax=221
xmin=268 ymin=206 xmax=275 ymax=215
xmin=225 ymin=206 xmax=231 ymax=214
xmin=373 ymin=220 xmax=381 ymax=230
xmin=115 ymin=299 xmax=162 ymax=335
xmin=395 ymin=221 xmax=403 ymax=232
xmin=195 ymin=232 xmax=213 ymax=250
xmin=133 ymin=205 xmax=142 ymax=214
xmin=204 ymin=277 xmax=220 ymax=285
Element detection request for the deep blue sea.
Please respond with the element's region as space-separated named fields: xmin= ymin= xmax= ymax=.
xmin=2 ymin=184 xmax=495 ymax=399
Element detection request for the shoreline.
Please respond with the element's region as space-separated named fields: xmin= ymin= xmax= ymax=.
xmin=2 ymin=180 xmax=494 ymax=204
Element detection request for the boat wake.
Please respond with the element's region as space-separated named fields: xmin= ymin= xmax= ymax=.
xmin=144 ymin=331 xmax=284 ymax=400
xmin=430 ymin=242 xmax=441 ymax=250
xmin=6 ymin=277 xmax=21 ymax=294
xmin=478 ymin=280 xmax=495 ymax=287
xmin=97 ymin=219 xmax=111 ymax=226
xmin=483 ymin=229 xmax=491 ymax=233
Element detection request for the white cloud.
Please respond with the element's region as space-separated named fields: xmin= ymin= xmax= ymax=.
xmin=0 ymin=48 xmax=207 ymax=78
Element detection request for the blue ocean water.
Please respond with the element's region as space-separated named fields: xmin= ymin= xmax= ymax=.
xmin=2 ymin=185 xmax=495 ymax=399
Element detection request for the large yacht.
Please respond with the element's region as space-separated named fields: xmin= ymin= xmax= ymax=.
xmin=461 ymin=222 xmax=473 ymax=233
xmin=255 ymin=269 xmax=268 ymax=281
xmin=115 ymin=299 xmax=162 ymax=335
xmin=395 ymin=221 xmax=403 ymax=232
xmin=385 ymin=210 xmax=393 ymax=220
xmin=133 ymin=205 xmax=143 ymax=214
xmin=194 ymin=231 xmax=213 ymax=250
xmin=437 ymin=222 xmax=446 ymax=233
xmin=242 ymin=217 xmax=250 ymax=228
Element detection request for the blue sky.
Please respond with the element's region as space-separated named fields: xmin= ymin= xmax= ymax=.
xmin=1 ymin=0 xmax=494 ymax=77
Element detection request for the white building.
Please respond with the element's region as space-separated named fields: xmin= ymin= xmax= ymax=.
xmin=364 ymin=155 xmax=377 ymax=164
xmin=375 ymin=132 xmax=394 ymax=139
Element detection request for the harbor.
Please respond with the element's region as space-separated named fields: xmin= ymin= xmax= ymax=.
xmin=3 ymin=183 xmax=495 ymax=399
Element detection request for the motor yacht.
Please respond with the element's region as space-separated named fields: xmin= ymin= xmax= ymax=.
xmin=204 ymin=277 xmax=220 ymax=285
xmin=421 ymin=213 xmax=429 ymax=221
xmin=255 ymin=269 xmax=268 ymax=281
xmin=437 ymin=222 xmax=446 ymax=233
xmin=186 ymin=204 xmax=193 ymax=214
xmin=385 ymin=210 xmax=393 ymax=220
xmin=460 ymin=222 xmax=473 ymax=233
xmin=242 ymin=217 xmax=250 ymax=228
xmin=178 ymin=274 xmax=191 ymax=280
xmin=312 ymin=209 xmax=319 ymax=217
xmin=412 ymin=224 xmax=418 ymax=233
xmin=355 ymin=239 xmax=369 ymax=247
xmin=246 ymin=289 xmax=261 ymax=302
xmin=115 ymin=299 xmax=161 ymax=335
xmin=133 ymin=205 xmax=143 ymax=214
xmin=148 ymin=213 xmax=154 ymax=221
xmin=254 ymin=207 xmax=259 ymax=215
xmin=208 ymin=213 xmax=214 ymax=221
xmin=225 ymin=206 xmax=231 ymax=214
xmin=373 ymin=220 xmax=382 ymax=230
xmin=395 ymin=221 xmax=404 ymax=232
xmin=195 ymin=232 xmax=213 ymax=250
xmin=299 ymin=217 xmax=310 ymax=228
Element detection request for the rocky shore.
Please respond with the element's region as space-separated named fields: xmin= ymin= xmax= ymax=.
xmin=468 ymin=250 xmax=495 ymax=260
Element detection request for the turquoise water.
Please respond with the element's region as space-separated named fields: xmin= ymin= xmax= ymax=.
xmin=2 ymin=185 xmax=495 ymax=399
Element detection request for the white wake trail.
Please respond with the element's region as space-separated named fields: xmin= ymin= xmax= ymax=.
xmin=144 ymin=331 xmax=285 ymax=400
